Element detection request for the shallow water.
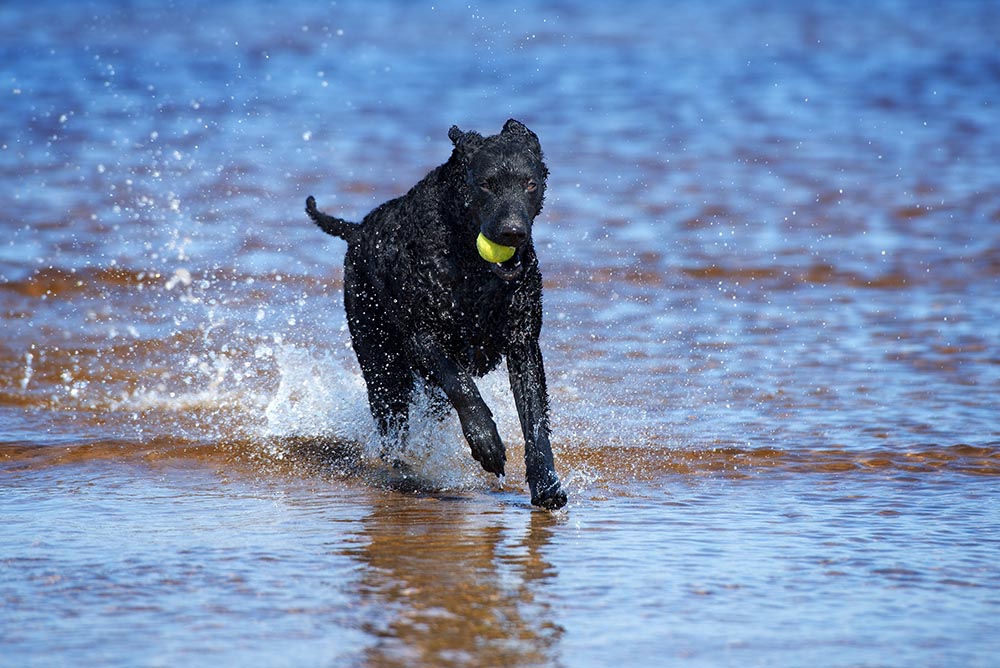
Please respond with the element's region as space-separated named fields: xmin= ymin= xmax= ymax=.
xmin=2 ymin=1 xmax=1000 ymax=666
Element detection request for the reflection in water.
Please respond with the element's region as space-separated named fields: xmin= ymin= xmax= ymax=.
xmin=348 ymin=496 xmax=563 ymax=668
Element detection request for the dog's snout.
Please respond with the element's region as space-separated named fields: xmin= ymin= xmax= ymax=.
xmin=496 ymin=225 xmax=528 ymax=247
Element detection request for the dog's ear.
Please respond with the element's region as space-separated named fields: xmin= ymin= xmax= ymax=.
xmin=502 ymin=119 xmax=530 ymax=135
xmin=502 ymin=118 xmax=542 ymax=154
xmin=449 ymin=125 xmax=484 ymax=158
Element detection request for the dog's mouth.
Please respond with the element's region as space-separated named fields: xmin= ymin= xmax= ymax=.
xmin=477 ymin=229 xmax=528 ymax=281
xmin=487 ymin=243 xmax=526 ymax=281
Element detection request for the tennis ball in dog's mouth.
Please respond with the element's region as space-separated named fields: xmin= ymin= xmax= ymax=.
xmin=476 ymin=233 xmax=517 ymax=264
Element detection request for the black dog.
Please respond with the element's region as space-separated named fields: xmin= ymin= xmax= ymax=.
xmin=305 ymin=119 xmax=566 ymax=509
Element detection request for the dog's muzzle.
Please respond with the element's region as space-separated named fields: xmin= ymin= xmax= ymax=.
xmin=479 ymin=214 xmax=530 ymax=281
xmin=488 ymin=244 xmax=527 ymax=281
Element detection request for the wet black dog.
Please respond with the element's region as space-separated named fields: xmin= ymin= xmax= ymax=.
xmin=305 ymin=119 xmax=566 ymax=509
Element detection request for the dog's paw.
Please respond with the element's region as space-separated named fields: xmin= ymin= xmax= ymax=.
xmin=530 ymin=475 xmax=567 ymax=510
xmin=469 ymin=436 xmax=506 ymax=478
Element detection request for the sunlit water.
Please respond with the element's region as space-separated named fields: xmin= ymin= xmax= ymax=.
xmin=2 ymin=1 xmax=999 ymax=666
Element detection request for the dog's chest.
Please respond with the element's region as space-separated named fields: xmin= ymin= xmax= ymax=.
xmin=450 ymin=276 xmax=513 ymax=332
xmin=445 ymin=276 xmax=517 ymax=372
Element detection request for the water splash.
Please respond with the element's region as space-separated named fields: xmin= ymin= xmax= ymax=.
xmin=20 ymin=352 xmax=33 ymax=391
xmin=251 ymin=340 xmax=540 ymax=491
xmin=262 ymin=343 xmax=370 ymax=442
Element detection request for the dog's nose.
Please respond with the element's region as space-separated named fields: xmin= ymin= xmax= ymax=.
xmin=496 ymin=225 xmax=528 ymax=247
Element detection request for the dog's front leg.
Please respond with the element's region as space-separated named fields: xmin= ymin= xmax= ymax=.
xmin=411 ymin=334 xmax=507 ymax=477
xmin=507 ymin=341 xmax=567 ymax=510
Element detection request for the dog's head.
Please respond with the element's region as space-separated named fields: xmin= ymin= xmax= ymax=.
xmin=449 ymin=119 xmax=548 ymax=281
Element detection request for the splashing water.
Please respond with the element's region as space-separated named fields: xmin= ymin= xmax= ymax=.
xmin=261 ymin=342 xmax=534 ymax=492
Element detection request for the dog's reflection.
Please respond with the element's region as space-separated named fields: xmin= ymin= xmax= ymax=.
xmin=348 ymin=495 xmax=564 ymax=668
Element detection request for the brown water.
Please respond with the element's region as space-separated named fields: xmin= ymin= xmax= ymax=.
xmin=3 ymin=1 xmax=1000 ymax=666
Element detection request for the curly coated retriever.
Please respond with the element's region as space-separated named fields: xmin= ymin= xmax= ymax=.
xmin=305 ymin=119 xmax=567 ymax=509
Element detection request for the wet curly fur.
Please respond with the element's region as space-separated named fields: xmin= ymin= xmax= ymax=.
xmin=305 ymin=119 xmax=566 ymax=509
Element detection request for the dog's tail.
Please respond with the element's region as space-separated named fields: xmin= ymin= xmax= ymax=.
xmin=305 ymin=196 xmax=358 ymax=242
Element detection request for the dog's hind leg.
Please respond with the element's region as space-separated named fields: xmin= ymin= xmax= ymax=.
xmin=345 ymin=281 xmax=412 ymax=460
xmin=365 ymin=366 xmax=412 ymax=444
xmin=357 ymin=347 xmax=413 ymax=468
xmin=353 ymin=332 xmax=411 ymax=445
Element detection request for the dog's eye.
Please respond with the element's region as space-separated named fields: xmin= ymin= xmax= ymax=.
xmin=478 ymin=180 xmax=491 ymax=193
xmin=525 ymin=180 xmax=537 ymax=193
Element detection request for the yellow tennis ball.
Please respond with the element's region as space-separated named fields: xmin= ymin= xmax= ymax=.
xmin=476 ymin=233 xmax=516 ymax=264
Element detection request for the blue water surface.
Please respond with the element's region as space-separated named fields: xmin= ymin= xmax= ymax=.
xmin=2 ymin=1 xmax=999 ymax=667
